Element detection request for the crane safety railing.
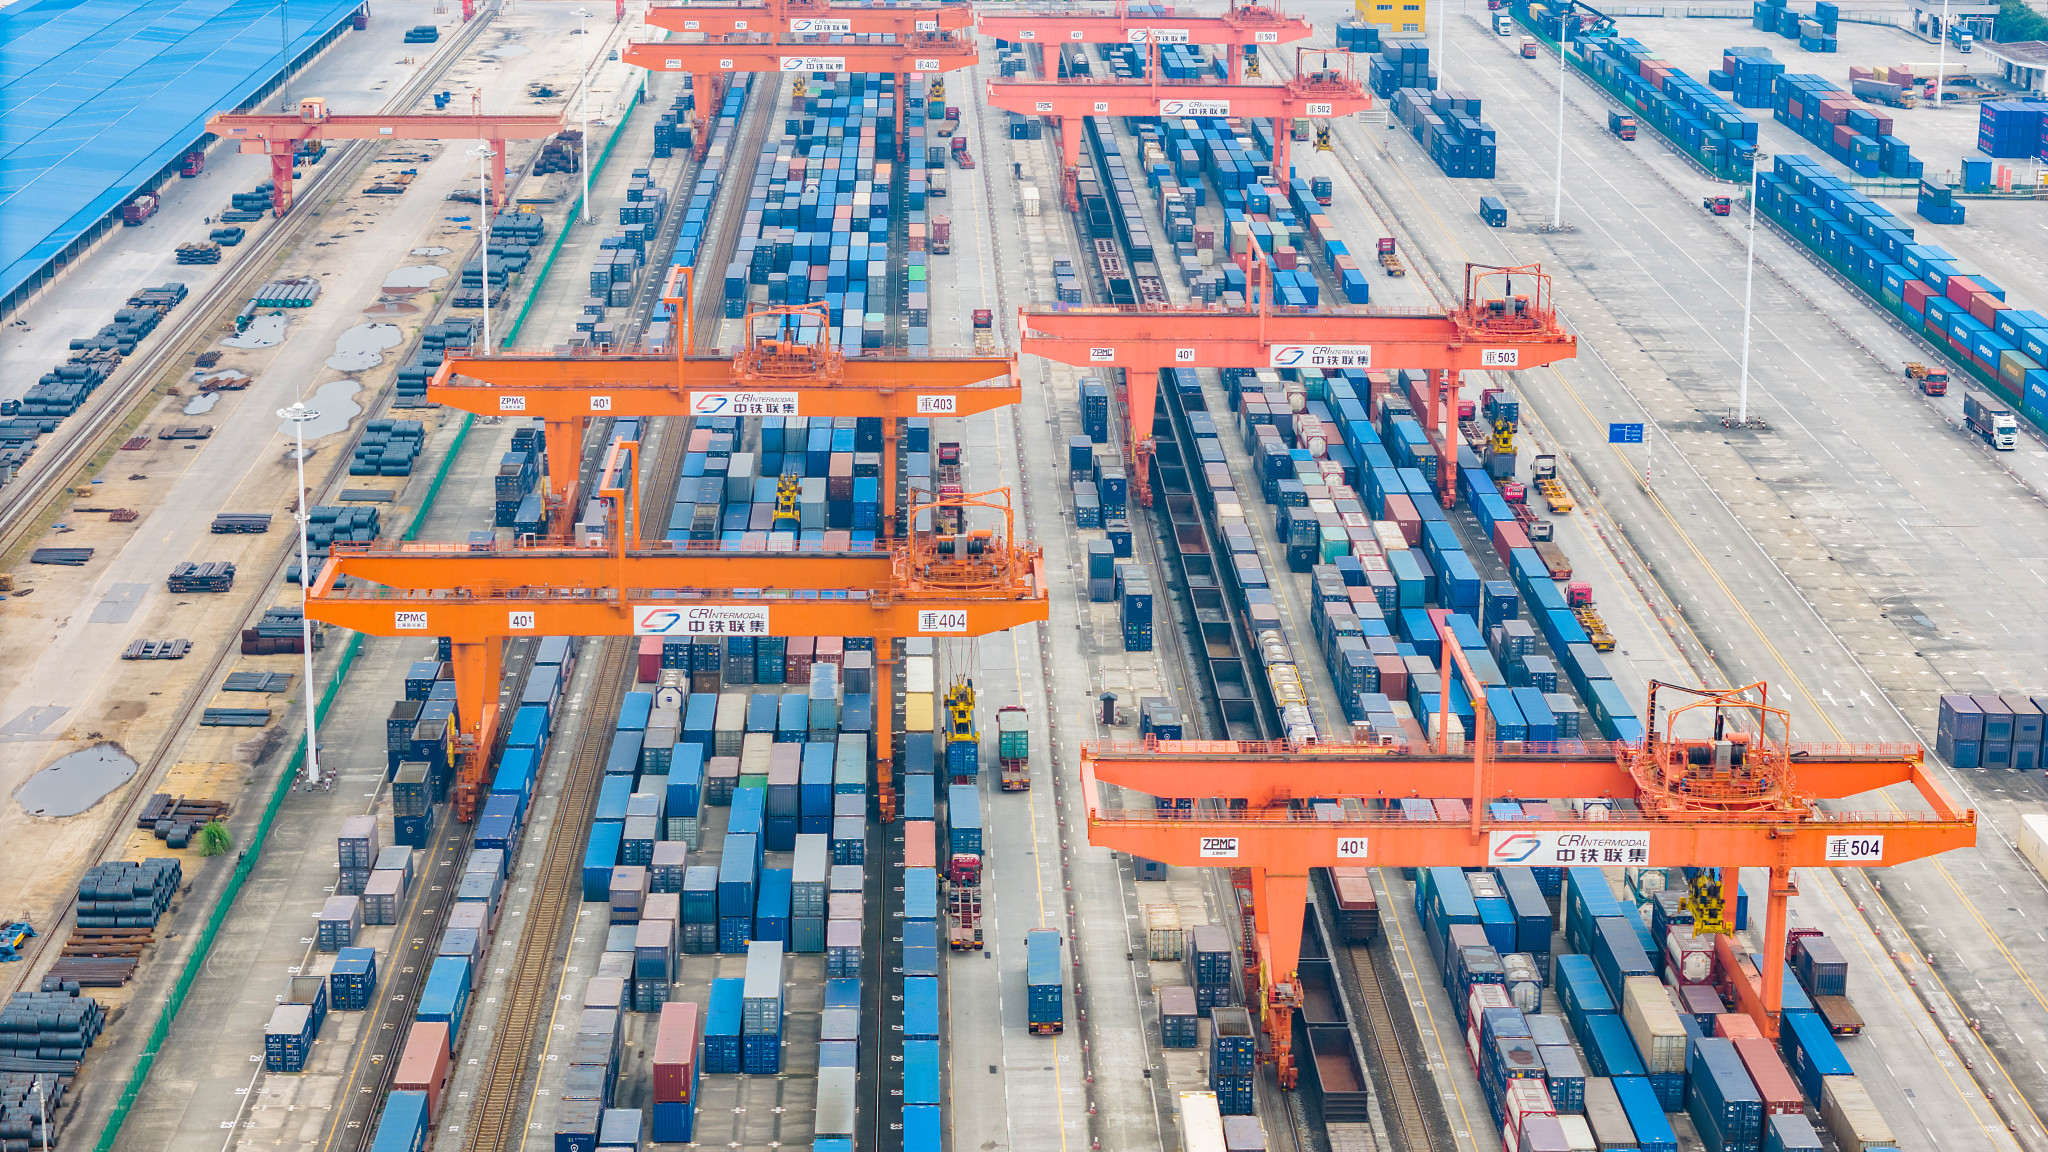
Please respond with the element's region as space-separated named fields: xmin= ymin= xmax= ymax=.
xmin=447 ymin=343 xmax=1012 ymax=360
xmin=1083 ymin=737 xmax=1923 ymax=761
xmin=1087 ymin=802 xmax=1964 ymax=826
xmin=334 ymin=539 xmax=899 ymax=556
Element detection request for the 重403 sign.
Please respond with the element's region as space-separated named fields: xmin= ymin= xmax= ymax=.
xmin=1489 ymin=829 xmax=1651 ymax=866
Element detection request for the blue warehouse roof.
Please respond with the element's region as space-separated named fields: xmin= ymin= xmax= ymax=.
xmin=0 ymin=0 xmax=365 ymax=308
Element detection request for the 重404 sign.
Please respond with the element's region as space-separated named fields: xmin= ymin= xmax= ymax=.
xmin=633 ymin=605 xmax=772 ymax=637
xmin=1489 ymin=829 xmax=1651 ymax=866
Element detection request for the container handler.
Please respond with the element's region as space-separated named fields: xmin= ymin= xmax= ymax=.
xmin=944 ymin=677 xmax=979 ymax=783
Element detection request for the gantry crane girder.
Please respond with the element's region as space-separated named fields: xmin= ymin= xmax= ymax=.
xmin=430 ymin=280 xmax=1017 ymax=534
xmin=621 ymin=33 xmax=979 ymax=75
xmin=974 ymin=4 xmax=1313 ymax=55
xmin=1019 ymin=263 xmax=1579 ymax=503
xmin=643 ymin=0 xmax=974 ymax=38
xmin=985 ymin=63 xmax=1369 ymax=182
xmin=205 ymin=103 xmax=563 ymax=214
xmin=305 ymin=440 xmax=1047 ymax=824
xmin=1079 ymin=674 xmax=1978 ymax=1089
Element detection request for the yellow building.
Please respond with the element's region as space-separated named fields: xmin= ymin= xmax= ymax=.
xmin=1356 ymin=0 xmax=1426 ymax=35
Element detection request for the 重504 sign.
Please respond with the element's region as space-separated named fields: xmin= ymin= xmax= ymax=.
xmin=1489 ymin=830 xmax=1650 ymax=866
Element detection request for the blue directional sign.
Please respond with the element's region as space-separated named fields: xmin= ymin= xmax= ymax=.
xmin=1608 ymin=422 xmax=1644 ymax=444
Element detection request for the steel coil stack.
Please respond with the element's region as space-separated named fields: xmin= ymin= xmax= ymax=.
xmin=0 ymin=990 xmax=104 ymax=1063
xmin=74 ymin=859 xmax=180 ymax=929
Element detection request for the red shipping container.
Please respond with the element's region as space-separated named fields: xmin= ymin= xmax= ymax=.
xmin=1786 ymin=98 xmax=1804 ymax=121
xmin=1903 ymin=279 xmax=1937 ymax=313
xmin=638 ymin=636 xmax=663 ymax=684
xmin=1848 ymin=64 xmax=1872 ymax=82
xmin=1870 ymin=111 xmax=1894 ymax=135
xmin=786 ymin=635 xmax=816 ymax=682
xmin=393 ymin=1022 xmax=452 ymax=1119
xmin=1832 ymin=124 xmax=1854 ymax=149
xmin=1375 ymin=654 xmax=1409 ymax=700
xmin=815 ymin=636 xmax=844 ymax=666
xmin=904 ymin=820 xmax=936 ymax=870
xmin=1819 ymin=99 xmax=1852 ymax=125
xmin=1732 ymin=1037 xmax=1804 ymax=1115
xmin=1945 ymin=274 xmax=1983 ymax=307
xmin=1713 ymin=1013 xmax=1762 ymax=1039
xmin=1492 ymin=520 xmax=1531 ymax=566
xmin=1273 ymin=245 xmax=1298 ymax=270
xmin=1971 ymin=293 xmax=2007 ymax=328
xmin=652 ymin=1001 xmax=702 ymax=1104
xmin=1383 ymin=494 xmax=1422 ymax=544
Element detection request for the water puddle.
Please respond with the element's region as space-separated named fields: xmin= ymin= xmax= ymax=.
xmin=483 ymin=43 xmax=531 ymax=56
xmin=409 ymin=246 xmax=452 ymax=256
xmin=363 ymin=301 xmax=422 ymax=317
xmin=17 ymin=743 xmax=138 ymax=818
xmin=183 ymin=393 xmax=221 ymax=415
xmin=381 ymin=264 xmax=449 ymax=296
xmin=222 ymin=314 xmax=288 ymax=349
xmin=281 ymin=379 xmax=364 ymax=440
xmin=326 ymin=323 xmax=404 ymax=372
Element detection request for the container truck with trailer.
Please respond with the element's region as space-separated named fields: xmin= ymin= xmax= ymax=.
xmin=1026 ymin=928 xmax=1063 ymax=1034
xmin=1608 ymin=111 xmax=1637 ymax=140
xmin=997 ymin=705 xmax=1030 ymax=790
xmin=1904 ymin=362 xmax=1947 ymax=395
xmin=1964 ymin=392 xmax=2017 ymax=449
xmin=123 ymin=191 xmax=160 ymax=225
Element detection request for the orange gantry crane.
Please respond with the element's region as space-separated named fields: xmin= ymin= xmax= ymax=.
xmin=306 ymin=440 xmax=1048 ymax=822
xmin=986 ymin=51 xmax=1367 ymax=214
xmin=428 ymin=270 xmax=1017 ymax=534
xmin=206 ymin=98 xmax=563 ymax=215
xmin=977 ymin=0 xmax=1313 ymax=77
xmin=1021 ymin=261 xmax=1578 ymax=504
xmin=643 ymin=0 xmax=974 ymax=38
xmin=1083 ymin=660 xmax=1977 ymax=1088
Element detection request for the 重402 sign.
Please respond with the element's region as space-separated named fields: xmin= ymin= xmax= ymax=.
xmin=633 ymin=605 xmax=772 ymax=636
xmin=1489 ymin=829 xmax=1651 ymax=866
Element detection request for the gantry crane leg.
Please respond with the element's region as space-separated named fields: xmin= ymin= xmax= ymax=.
xmin=876 ymin=637 xmax=897 ymax=822
xmin=1247 ymin=866 xmax=1310 ymax=1088
xmin=449 ymin=638 xmax=506 ymax=821
xmin=544 ymin=416 xmax=585 ymax=536
xmin=1058 ymin=117 xmax=1082 ymax=212
xmin=1434 ymin=368 xmax=1458 ymax=510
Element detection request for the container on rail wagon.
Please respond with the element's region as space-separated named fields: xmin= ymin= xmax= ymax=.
xmin=392 ymin=1022 xmax=451 ymax=1119
xmin=368 ymin=1092 xmax=430 ymax=1152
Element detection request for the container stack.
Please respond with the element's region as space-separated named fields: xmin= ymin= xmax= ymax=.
xmin=1119 ymin=562 xmax=1154 ymax=651
xmin=337 ymin=814 xmax=377 ymax=896
xmin=329 ymin=947 xmax=378 ymax=1011
xmin=1773 ymin=74 xmax=1916 ymax=177
xmin=741 ymin=941 xmax=784 ymax=1074
xmin=1712 ymin=47 xmax=1782 ymax=109
xmin=1979 ymin=101 xmax=2045 ymax=158
xmin=1189 ymin=924 xmax=1236 ymax=1013
xmin=652 ymin=1002 xmax=701 ymax=1141
xmin=1569 ymin=35 xmax=1759 ymax=178
xmin=1369 ymin=42 xmax=1436 ymax=99
xmin=1209 ymin=1007 xmax=1258 ymax=1114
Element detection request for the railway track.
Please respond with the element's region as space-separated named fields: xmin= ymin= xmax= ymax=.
xmin=465 ymin=637 xmax=632 ymax=1152
xmin=0 ymin=9 xmax=501 ymax=562
xmin=0 ymin=8 xmax=514 ymax=998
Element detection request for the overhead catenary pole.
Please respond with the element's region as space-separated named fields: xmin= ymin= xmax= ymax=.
xmin=278 ymin=402 xmax=323 ymax=788
xmin=1934 ymin=0 xmax=1950 ymax=108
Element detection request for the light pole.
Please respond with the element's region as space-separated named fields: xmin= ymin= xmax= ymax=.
xmin=278 ymin=402 xmax=322 ymax=789
xmin=472 ymin=142 xmax=496 ymax=351
xmin=1736 ymin=162 xmax=1759 ymax=426
xmin=1553 ymin=22 xmax=1568 ymax=228
xmin=1934 ymin=0 xmax=1951 ymax=109
xmin=574 ymin=7 xmax=595 ymax=224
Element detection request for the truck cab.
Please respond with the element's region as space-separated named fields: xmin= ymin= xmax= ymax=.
xmin=1494 ymin=13 xmax=1513 ymax=33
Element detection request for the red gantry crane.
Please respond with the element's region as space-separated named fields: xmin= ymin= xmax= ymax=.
xmin=643 ymin=0 xmax=974 ymax=38
xmin=428 ymin=269 xmax=1018 ymax=535
xmin=206 ymin=98 xmax=563 ymax=215
xmin=1021 ymin=260 xmax=1579 ymax=504
xmin=307 ymin=439 xmax=1049 ymax=822
xmin=1083 ymin=632 xmax=1977 ymax=1088
xmin=977 ymin=0 xmax=1313 ymax=79
xmin=986 ymin=51 xmax=1367 ymax=215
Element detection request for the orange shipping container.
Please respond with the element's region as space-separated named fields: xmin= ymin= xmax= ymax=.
xmin=904 ymin=820 xmax=936 ymax=870
xmin=1713 ymin=1013 xmax=1762 ymax=1040
xmin=1492 ymin=520 xmax=1531 ymax=566
xmin=393 ymin=1022 xmax=452 ymax=1119
xmin=1970 ymin=292 xmax=2008 ymax=328
xmin=1732 ymin=1036 xmax=1804 ymax=1115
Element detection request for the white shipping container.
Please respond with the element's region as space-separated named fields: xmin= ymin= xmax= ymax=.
xmin=1181 ymin=1091 xmax=1227 ymax=1152
xmin=1581 ymin=1078 xmax=1635 ymax=1152
xmin=1021 ymin=186 xmax=1041 ymax=216
xmin=1621 ymin=975 xmax=1687 ymax=1073
xmin=1143 ymin=904 xmax=1184 ymax=961
xmin=1821 ymin=1075 xmax=1895 ymax=1152
xmin=2019 ymin=813 xmax=2048 ymax=880
xmin=1556 ymin=1116 xmax=1597 ymax=1152
xmin=906 ymin=655 xmax=936 ymax=694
